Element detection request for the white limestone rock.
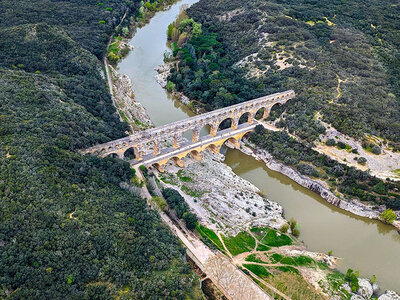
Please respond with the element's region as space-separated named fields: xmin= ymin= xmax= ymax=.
xmin=372 ymin=283 xmax=380 ymax=294
xmin=379 ymin=290 xmax=400 ymax=300
xmin=357 ymin=278 xmax=373 ymax=299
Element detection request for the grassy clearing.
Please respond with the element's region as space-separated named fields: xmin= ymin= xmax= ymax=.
xmin=256 ymin=244 xmax=271 ymax=251
xmin=245 ymin=254 xmax=266 ymax=263
xmin=196 ymin=224 xmax=225 ymax=253
xmin=251 ymin=227 xmax=292 ymax=247
xmin=222 ymin=231 xmax=256 ymax=256
xmin=275 ymin=266 xmax=299 ymax=274
xmin=243 ymin=264 xmax=271 ymax=279
xmin=158 ymin=173 xmax=177 ymax=185
xmin=270 ymin=253 xmax=314 ymax=267
xmin=177 ymin=169 xmax=193 ymax=182
xmin=266 ymin=272 xmax=326 ymax=300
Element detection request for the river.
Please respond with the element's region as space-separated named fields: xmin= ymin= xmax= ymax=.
xmin=118 ymin=0 xmax=400 ymax=292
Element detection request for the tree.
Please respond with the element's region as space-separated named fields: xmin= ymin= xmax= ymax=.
xmin=121 ymin=26 xmax=129 ymax=37
xmin=381 ymin=209 xmax=396 ymax=223
xmin=326 ymin=138 xmax=336 ymax=146
xmin=183 ymin=212 xmax=198 ymax=230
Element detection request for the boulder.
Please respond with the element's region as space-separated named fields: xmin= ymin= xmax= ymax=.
xmin=357 ymin=278 xmax=373 ymax=299
xmin=378 ymin=290 xmax=400 ymax=300
xmin=372 ymin=283 xmax=380 ymax=294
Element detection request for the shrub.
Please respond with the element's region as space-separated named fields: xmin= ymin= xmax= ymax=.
xmin=152 ymin=197 xmax=167 ymax=211
xmin=371 ymin=145 xmax=381 ymax=155
xmin=326 ymin=138 xmax=336 ymax=146
xmin=345 ymin=269 xmax=359 ymax=292
xmin=337 ymin=141 xmax=347 ymax=149
xmin=381 ymin=209 xmax=396 ymax=223
xmin=183 ymin=212 xmax=198 ymax=230
xmin=280 ymin=224 xmax=289 ymax=233
xmin=357 ymin=157 xmax=367 ymax=165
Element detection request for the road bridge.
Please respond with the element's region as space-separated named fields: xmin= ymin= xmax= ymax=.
xmin=82 ymin=90 xmax=295 ymax=171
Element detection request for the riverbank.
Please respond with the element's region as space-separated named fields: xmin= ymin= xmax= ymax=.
xmin=241 ymin=141 xmax=400 ymax=232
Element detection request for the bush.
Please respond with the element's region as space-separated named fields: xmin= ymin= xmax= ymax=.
xmin=381 ymin=209 xmax=396 ymax=223
xmin=372 ymin=145 xmax=382 ymax=155
xmin=183 ymin=212 xmax=198 ymax=230
xmin=280 ymin=224 xmax=289 ymax=233
xmin=337 ymin=141 xmax=347 ymax=149
xmin=357 ymin=157 xmax=367 ymax=165
xmin=326 ymin=138 xmax=336 ymax=146
xmin=345 ymin=269 xmax=360 ymax=292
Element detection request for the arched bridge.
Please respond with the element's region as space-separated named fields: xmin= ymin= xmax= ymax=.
xmin=82 ymin=90 xmax=295 ymax=171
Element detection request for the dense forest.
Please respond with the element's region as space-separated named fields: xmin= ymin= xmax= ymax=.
xmin=167 ymin=0 xmax=400 ymax=145
xmin=166 ymin=0 xmax=400 ymax=209
xmin=0 ymin=0 xmax=200 ymax=298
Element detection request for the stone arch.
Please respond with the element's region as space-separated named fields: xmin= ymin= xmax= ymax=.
xmin=207 ymin=144 xmax=221 ymax=154
xmin=123 ymin=147 xmax=136 ymax=160
xmin=106 ymin=153 xmax=119 ymax=159
xmin=255 ymin=107 xmax=267 ymax=120
xmin=172 ymin=156 xmax=184 ymax=167
xmin=217 ymin=117 xmax=234 ymax=131
xmin=153 ymin=162 xmax=165 ymax=173
xmin=238 ymin=111 xmax=252 ymax=125
xmin=270 ymin=102 xmax=284 ymax=118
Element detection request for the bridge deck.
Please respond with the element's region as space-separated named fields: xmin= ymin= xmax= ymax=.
xmin=129 ymin=122 xmax=256 ymax=167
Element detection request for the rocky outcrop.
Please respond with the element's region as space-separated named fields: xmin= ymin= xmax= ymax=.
xmin=160 ymin=151 xmax=287 ymax=236
xmin=110 ymin=65 xmax=153 ymax=132
xmin=244 ymin=144 xmax=400 ymax=231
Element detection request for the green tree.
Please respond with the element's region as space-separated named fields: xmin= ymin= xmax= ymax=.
xmin=381 ymin=209 xmax=396 ymax=223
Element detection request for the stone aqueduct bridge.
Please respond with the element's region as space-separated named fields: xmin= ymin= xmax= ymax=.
xmin=82 ymin=90 xmax=295 ymax=171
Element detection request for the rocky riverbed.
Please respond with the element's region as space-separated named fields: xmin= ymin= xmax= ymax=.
xmin=159 ymin=150 xmax=287 ymax=236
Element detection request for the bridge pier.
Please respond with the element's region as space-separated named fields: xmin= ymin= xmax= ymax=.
xmin=134 ymin=147 xmax=143 ymax=161
xmin=231 ymin=117 xmax=239 ymax=130
xmin=262 ymin=107 xmax=270 ymax=120
xmin=154 ymin=163 xmax=165 ymax=173
xmin=173 ymin=135 xmax=181 ymax=148
xmin=192 ymin=129 xmax=200 ymax=143
xmin=153 ymin=140 xmax=161 ymax=155
xmin=208 ymin=144 xmax=221 ymax=154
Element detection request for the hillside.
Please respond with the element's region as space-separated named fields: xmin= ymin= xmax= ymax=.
xmin=169 ymin=0 xmax=400 ymax=144
xmin=165 ymin=0 xmax=400 ymax=212
xmin=0 ymin=1 xmax=200 ymax=298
